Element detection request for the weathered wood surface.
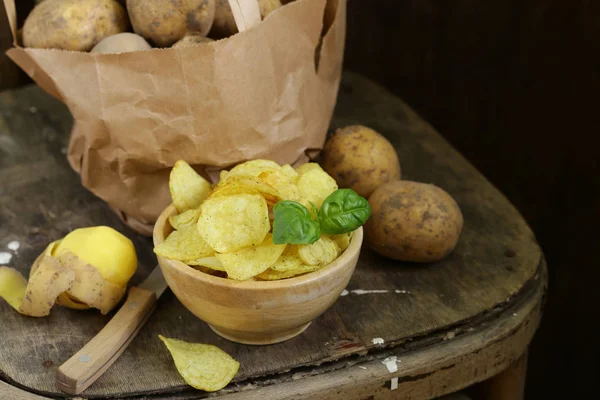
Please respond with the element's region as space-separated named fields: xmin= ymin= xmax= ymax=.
xmin=0 ymin=72 xmax=543 ymax=399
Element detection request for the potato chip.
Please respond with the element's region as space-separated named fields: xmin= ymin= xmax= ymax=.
xmin=270 ymin=245 xmax=303 ymax=272
xmin=186 ymin=256 xmax=225 ymax=271
xmin=198 ymin=194 xmax=270 ymax=253
xmin=258 ymin=169 xmax=300 ymax=201
xmin=170 ymin=160 xmax=212 ymax=213
xmin=169 ymin=208 xmax=201 ymax=230
xmin=295 ymin=162 xmax=322 ymax=175
xmin=20 ymin=255 xmax=75 ymax=317
xmin=226 ymin=159 xmax=281 ymax=178
xmin=55 ymin=252 xmax=127 ymax=315
xmin=219 ymin=170 xmax=229 ymax=182
xmin=298 ymin=236 xmax=339 ymax=266
xmin=0 ymin=267 xmax=28 ymax=311
xmin=296 ymin=167 xmax=338 ymax=208
xmin=213 ymin=175 xmax=281 ymax=204
xmin=331 ymin=232 xmax=352 ymax=253
xmin=256 ymin=264 xmax=321 ymax=280
xmin=216 ymin=234 xmax=286 ymax=280
xmin=280 ymin=164 xmax=299 ymax=182
xmin=159 ymin=335 xmax=239 ymax=392
xmin=154 ymin=225 xmax=215 ymax=261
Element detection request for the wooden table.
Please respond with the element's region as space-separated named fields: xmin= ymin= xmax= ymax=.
xmin=0 ymin=72 xmax=546 ymax=400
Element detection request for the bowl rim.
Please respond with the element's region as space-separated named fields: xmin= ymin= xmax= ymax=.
xmin=153 ymin=203 xmax=363 ymax=290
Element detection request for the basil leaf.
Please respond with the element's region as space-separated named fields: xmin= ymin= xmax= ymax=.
xmin=319 ymin=189 xmax=371 ymax=234
xmin=272 ymin=201 xmax=321 ymax=245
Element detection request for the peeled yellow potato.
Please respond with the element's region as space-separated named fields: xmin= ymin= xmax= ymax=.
xmin=91 ymin=33 xmax=152 ymax=54
xmin=53 ymin=226 xmax=137 ymax=287
xmin=127 ymin=0 xmax=216 ymax=47
xmin=23 ymin=0 xmax=130 ymax=51
xmin=210 ymin=0 xmax=282 ymax=39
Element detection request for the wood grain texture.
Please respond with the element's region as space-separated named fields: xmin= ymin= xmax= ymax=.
xmin=0 ymin=72 xmax=542 ymax=398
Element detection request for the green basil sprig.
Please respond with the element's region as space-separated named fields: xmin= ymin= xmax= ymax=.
xmin=272 ymin=189 xmax=371 ymax=245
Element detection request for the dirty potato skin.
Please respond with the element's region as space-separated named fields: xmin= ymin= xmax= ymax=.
xmin=210 ymin=0 xmax=282 ymax=39
xmin=365 ymin=181 xmax=463 ymax=262
xmin=127 ymin=0 xmax=216 ymax=47
xmin=172 ymin=35 xmax=215 ymax=48
xmin=321 ymin=125 xmax=401 ymax=198
xmin=22 ymin=0 xmax=129 ymax=51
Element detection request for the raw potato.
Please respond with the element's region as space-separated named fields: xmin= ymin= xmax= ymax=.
xmin=210 ymin=0 xmax=282 ymax=38
xmin=23 ymin=0 xmax=130 ymax=51
xmin=91 ymin=33 xmax=152 ymax=54
xmin=321 ymin=125 xmax=401 ymax=198
xmin=365 ymin=181 xmax=463 ymax=262
xmin=127 ymin=0 xmax=216 ymax=47
xmin=173 ymin=35 xmax=215 ymax=48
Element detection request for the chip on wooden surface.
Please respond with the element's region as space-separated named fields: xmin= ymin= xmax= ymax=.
xmin=270 ymin=245 xmax=303 ymax=272
xmin=187 ymin=256 xmax=225 ymax=271
xmin=198 ymin=194 xmax=270 ymax=253
xmin=170 ymin=160 xmax=212 ymax=213
xmin=216 ymin=234 xmax=286 ymax=280
xmin=154 ymin=225 xmax=215 ymax=261
xmin=296 ymin=166 xmax=338 ymax=208
xmin=256 ymin=264 xmax=321 ymax=280
xmin=169 ymin=208 xmax=201 ymax=230
xmin=298 ymin=236 xmax=339 ymax=266
xmin=158 ymin=335 xmax=239 ymax=392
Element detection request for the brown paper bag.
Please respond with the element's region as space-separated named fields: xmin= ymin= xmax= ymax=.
xmin=3 ymin=0 xmax=346 ymax=235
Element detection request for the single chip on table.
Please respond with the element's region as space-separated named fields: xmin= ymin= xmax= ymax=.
xmin=154 ymin=225 xmax=215 ymax=261
xmin=186 ymin=256 xmax=225 ymax=271
xmin=169 ymin=208 xmax=201 ymax=230
xmin=258 ymin=169 xmax=300 ymax=201
xmin=170 ymin=160 xmax=212 ymax=213
xmin=256 ymin=264 xmax=321 ymax=280
xmin=226 ymin=159 xmax=281 ymax=178
xmin=298 ymin=236 xmax=339 ymax=266
xmin=198 ymin=194 xmax=270 ymax=254
xmin=296 ymin=167 xmax=338 ymax=208
xmin=55 ymin=252 xmax=126 ymax=315
xmin=270 ymin=245 xmax=303 ymax=272
xmin=158 ymin=335 xmax=239 ymax=392
xmin=216 ymin=234 xmax=286 ymax=280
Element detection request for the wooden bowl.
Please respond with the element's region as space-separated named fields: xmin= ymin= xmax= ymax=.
xmin=153 ymin=204 xmax=363 ymax=345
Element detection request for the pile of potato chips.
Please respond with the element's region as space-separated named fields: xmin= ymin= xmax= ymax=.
xmin=154 ymin=159 xmax=353 ymax=281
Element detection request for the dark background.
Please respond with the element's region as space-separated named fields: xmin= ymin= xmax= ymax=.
xmin=2 ymin=0 xmax=598 ymax=398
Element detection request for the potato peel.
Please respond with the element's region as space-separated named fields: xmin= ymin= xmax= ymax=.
xmin=158 ymin=335 xmax=239 ymax=392
xmin=20 ymin=255 xmax=75 ymax=317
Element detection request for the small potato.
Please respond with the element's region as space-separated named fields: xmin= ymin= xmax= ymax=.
xmin=173 ymin=35 xmax=215 ymax=48
xmin=365 ymin=181 xmax=463 ymax=262
xmin=127 ymin=0 xmax=216 ymax=47
xmin=321 ymin=125 xmax=401 ymax=198
xmin=23 ymin=0 xmax=129 ymax=51
xmin=210 ymin=0 xmax=282 ymax=39
xmin=91 ymin=33 xmax=152 ymax=54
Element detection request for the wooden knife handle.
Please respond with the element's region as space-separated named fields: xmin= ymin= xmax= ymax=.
xmin=56 ymin=287 xmax=157 ymax=395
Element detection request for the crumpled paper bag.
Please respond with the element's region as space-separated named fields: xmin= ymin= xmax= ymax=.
xmin=3 ymin=0 xmax=346 ymax=235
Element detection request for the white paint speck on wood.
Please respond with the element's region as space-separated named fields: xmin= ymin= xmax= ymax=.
xmin=0 ymin=252 xmax=12 ymax=264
